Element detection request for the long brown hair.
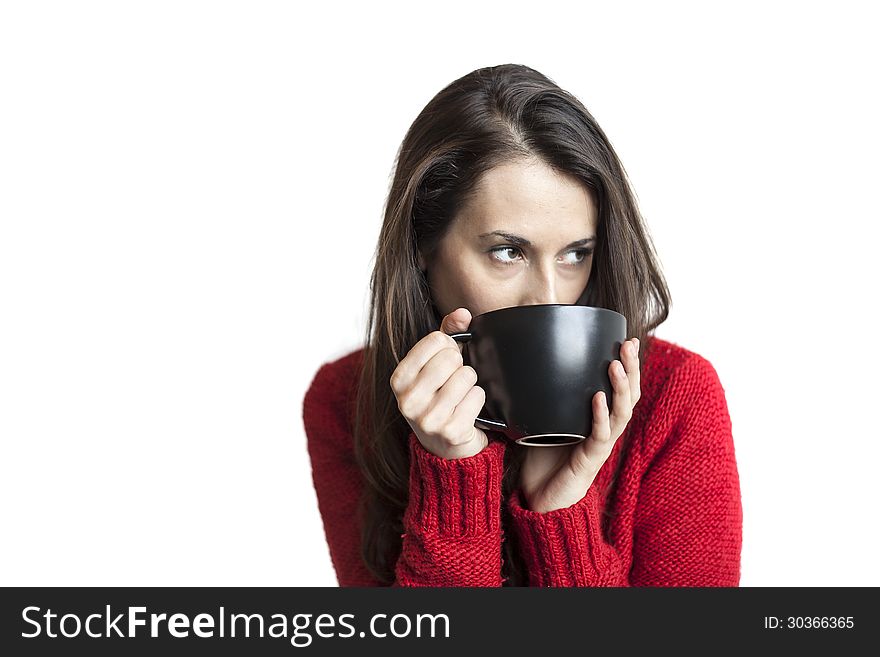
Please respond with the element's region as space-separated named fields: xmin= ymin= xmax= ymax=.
xmin=352 ymin=64 xmax=671 ymax=586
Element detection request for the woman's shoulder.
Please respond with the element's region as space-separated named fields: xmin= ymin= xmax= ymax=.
xmin=635 ymin=336 xmax=734 ymax=466
xmin=306 ymin=346 xmax=366 ymax=394
xmin=641 ymin=336 xmax=727 ymax=408
xmin=636 ymin=337 xmax=727 ymax=425
xmin=644 ymin=336 xmax=721 ymax=381
xmin=302 ymin=346 xmax=367 ymax=439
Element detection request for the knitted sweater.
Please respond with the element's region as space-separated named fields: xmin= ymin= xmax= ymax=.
xmin=302 ymin=336 xmax=742 ymax=587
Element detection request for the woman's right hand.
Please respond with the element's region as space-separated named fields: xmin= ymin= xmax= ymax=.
xmin=390 ymin=307 xmax=490 ymax=460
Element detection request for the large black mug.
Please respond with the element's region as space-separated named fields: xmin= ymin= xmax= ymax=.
xmin=449 ymin=304 xmax=627 ymax=447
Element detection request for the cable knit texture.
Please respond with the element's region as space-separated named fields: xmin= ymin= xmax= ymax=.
xmin=302 ymin=337 xmax=742 ymax=587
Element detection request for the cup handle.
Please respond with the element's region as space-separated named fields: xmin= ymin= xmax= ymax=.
xmin=474 ymin=417 xmax=508 ymax=431
xmin=448 ymin=332 xmax=508 ymax=432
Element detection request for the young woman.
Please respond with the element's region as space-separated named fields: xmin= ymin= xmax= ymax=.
xmin=302 ymin=64 xmax=742 ymax=587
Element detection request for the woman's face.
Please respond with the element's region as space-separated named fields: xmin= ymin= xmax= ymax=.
xmin=419 ymin=158 xmax=599 ymax=319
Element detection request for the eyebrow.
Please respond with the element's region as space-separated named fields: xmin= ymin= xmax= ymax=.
xmin=478 ymin=231 xmax=597 ymax=249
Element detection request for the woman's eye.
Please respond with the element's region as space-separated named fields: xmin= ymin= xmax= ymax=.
xmin=489 ymin=247 xmax=522 ymax=264
xmin=563 ymin=249 xmax=591 ymax=265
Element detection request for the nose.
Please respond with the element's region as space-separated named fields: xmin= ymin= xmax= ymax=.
xmin=520 ymin=263 xmax=560 ymax=306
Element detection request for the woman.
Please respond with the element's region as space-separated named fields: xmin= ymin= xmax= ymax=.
xmin=302 ymin=64 xmax=742 ymax=587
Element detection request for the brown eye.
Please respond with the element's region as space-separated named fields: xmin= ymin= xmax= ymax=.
xmin=489 ymin=246 xmax=522 ymax=265
xmin=562 ymin=249 xmax=593 ymax=265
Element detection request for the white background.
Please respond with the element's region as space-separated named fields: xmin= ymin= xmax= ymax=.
xmin=1 ymin=1 xmax=877 ymax=586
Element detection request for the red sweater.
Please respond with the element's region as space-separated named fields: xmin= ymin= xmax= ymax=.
xmin=302 ymin=337 xmax=742 ymax=587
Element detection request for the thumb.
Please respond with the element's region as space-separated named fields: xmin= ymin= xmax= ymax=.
xmin=439 ymin=307 xmax=473 ymax=337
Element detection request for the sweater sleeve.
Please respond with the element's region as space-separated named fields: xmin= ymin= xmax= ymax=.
xmin=303 ymin=360 xmax=507 ymax=587
xmin=507 ymin=480 xmax=628 ymax=586
xmin=506 ymin=353 xmax=742 ymax=587
xmin=394 ymin=432 xmax=506 ymax=586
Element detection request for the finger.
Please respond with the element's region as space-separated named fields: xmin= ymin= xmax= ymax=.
xmin=391 ymin=330 xmax=460 ymax=393
xmin=421 ymin=365 xmax=479 ymax=433
xmin=440 ymin=307 xmax=473 ymax=355
xmin=592 ymin=391 xmax=612 ymax=444
xmin=413 ymin=346 xmax=464 ymax=395
xmin=448 ymin=385 xmax=487 ymax=442
xmin=439 ymin=307 xmax=472 ymax=335
xmin=571 ymin=391 xmax=612 ymax=478
xmin=623 ymin=338 xmax=641 ymax=405
xmin=394 ymin=346 xmax=462 ymax=415
xmin=608 ymin=359 xmax=633 ymax=437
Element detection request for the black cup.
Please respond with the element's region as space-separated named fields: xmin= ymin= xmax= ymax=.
xmin=449 ymin=304 xmax=627 ymax=447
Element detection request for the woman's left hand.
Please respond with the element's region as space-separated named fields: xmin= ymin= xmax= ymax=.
xmin=519 ymin=338 xmax=641 ymax=514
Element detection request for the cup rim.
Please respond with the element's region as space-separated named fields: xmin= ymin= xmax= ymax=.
xmin=472 ymin=303 xmax=625 ymax=322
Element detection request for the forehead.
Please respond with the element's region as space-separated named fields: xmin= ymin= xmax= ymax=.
xmin=460 ymin=159 xmax=597 ymax=230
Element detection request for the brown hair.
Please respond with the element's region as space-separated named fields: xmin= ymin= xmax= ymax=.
xmin=352 ymin=63 xmax=671 ymax=585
